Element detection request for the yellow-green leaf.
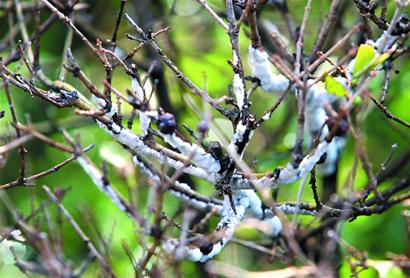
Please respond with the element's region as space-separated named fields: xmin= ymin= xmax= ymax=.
xmin=325 ymin=75 xmax=347 ymax=97
xmin=353 ymin=96 xmax=363 ymax=106
xmin=235 ymin=224 xmax=261 ymax=241
xmin=353 ymin=44 xmax=376 ymax=77
xmin=374 ymin=52 xmax=391 ymax=67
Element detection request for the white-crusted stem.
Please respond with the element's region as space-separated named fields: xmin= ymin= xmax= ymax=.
xmin=274 ymin=141 xmax=330 ymax=185
xmin=96 ymin=120 xmax=215 ymax=183
xmin=227 ymin=121 xmax=253 ymax=157
xmin=131 ymin=77 xmax=145 ymax=102
xmin=248 ymin=46 xmax=290 ymax=93
xmin=166 ymin=191 xmax=247 ymax=262
xmin=275 ymin=203 xmax=317 ymax=216
xmin=133 ymin=156 xmax=223 ymax=214
xmin=245 ymin=190 xmax=282 ymax=237
xmin=76 ymin=156 xmax=144 ymax=225
xmin=165 ymin=189 xmax=284 ymax=262
xmin=233 ymin=68 xmax=246 ymax=110
xmin=77 ymin=157 xmax=126 ymax=211
xmin=162 ymin=133 xmax=220 ymax=173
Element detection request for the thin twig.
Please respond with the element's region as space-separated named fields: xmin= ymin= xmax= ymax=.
xmin=0 ymin=145 xmax=93 ymax=190
xmin=43 ymin=185 xmax=118 ymax=278
xmin=367 ymin=93 xmax=410 ymax=128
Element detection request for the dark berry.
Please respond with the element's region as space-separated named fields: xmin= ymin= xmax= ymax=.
xmin=150 ymin=226 xmax=163 ymax=240
xmin=327 ymin=117 xmax=349 ymax=137
xmin=54 ymin=187 xmax=64 ymax=199
xmin=158 ymin=113 xmax=177 ymax=134
xmin=197 ymin=120 xmax=208 ymax=134
xmin=199 ymin=242 xmax=214 ymax=255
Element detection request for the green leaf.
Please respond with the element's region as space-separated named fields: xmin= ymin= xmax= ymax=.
xmin=325 ymin=75 xmax=348 ymax=97
xmin=374 ymin=52 xmax=391 ymax=67
xmin=368 ymin=260 xmax=406 ymax=278
xmin=353 ymin=96 xmax=363 ymax=106
xmin=235 ymin=224 xmax=261 ymax=241
xmin=353 ymin=44 xmax=376 ymax=77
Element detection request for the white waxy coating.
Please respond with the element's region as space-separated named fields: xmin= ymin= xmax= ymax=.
xmin=77 ymin=156 xmax=126 ymax=212
xmin=162 ymin=133 xmax=221 ymax=173
xmin=248 ymin=46 xmax=289 ymax=93
xmin=97 ymin=120 xmax=216 ymax=182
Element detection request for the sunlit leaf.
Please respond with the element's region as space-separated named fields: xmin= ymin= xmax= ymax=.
xmin=352 ymin=96 xmax=362 ymax=106
xmin=368 ymin=260 xmax=405 ymax=278
xmin=209 ymin=118 xmax=234 ymax=142
xmin=374 ymin=52 xmax=391 ymax=67
xmin=353 ymin=44 xmax=376 ymax=77
xmin=235 ymin=224 xmax=261 ymax=240
xmin=325 ymin=75 xmax=347 ymax=97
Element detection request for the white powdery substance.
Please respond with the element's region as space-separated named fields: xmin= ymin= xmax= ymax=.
xmin=91 ymin=95 xmax=106 ymax=109
xmin=132 ymin=156 xmax=158 ymax=181
xmin=229 ymin=174 xmax=256 ymax=190
xmin=138 ymin=110 xmax=158 ymax=137
xmin=233 ymin=74 xmax=245 ymax=110
xmin=193 ymin=193 xmax=246 ymax=262
xmin=245 ymin=190 xmax=282 ymax=237
xmin=131 ymin=78 xmax=149 ymax=136
xmin=232 ymin=175 xmax=278 ymax=190
xmin=130 ymin=78 xmax=158 ymax=136
xmin=261 ymin=19 xmax=289 ymax=46
xmin=91 ymin=95 xmax=116 ymax=118
xmin=318 ymin=136 xmax=346 ymax=175
xmin=228 ymin=121 xmax=249 ymax=155
xmin=305 ymin=80 xmax=341 ymax=131
xmin=131 ymin=78 xmax=221 ymax=173
xmin=246 ymin=190 xmax=267 ymax=219
xmin=168 ymin=188 xmax=224 ymax=214
xmin=167 ymin=190 xmax=283 ymax=262
xmin=264 ymin=216 xmax=283 ymax=237
xmin=97 ymin=121 xmax=216 ymax=183
xmin=277 ymin=141 xmax=330 ymax=184
xmin=166 ymin=191 xmax=248 ymax=263
xmin=76 ymin=157 xmax=126 ymax=212
xmin=162 ymin=133 xmax=220 ymax=173
xmin=131 ymin=77 xmax=144 ymax=102
xmin=131 ymin=78 xmax=221 ymax=174
xmin=371 ymin=31 xmax=397 ymax=53
xmin=305 ymin=83 xmax=333 ymax=134
xmin=302 ymin=30 xmax=398 ymax=178
xmin=133 ymin=156 xmax=223 ymax=214
xmin=305 ymin=80 xmax=346 ymax=176
xmin=164 ymin=239 xmax=224 ymax=263
xmin=261 ymin=110 xmax=272 ymax=121
xmin=248 ymin=46 xmax=289 ymax=93
xmin=139 ymin=112 xmax=151 ymax=136
xmin=275 ymin=204 xmax=317 ymax=216
xmin=187 ymin=244 xmax=224 ymax=262
xmin=232 ymin=51 xmax=246 ymax=110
